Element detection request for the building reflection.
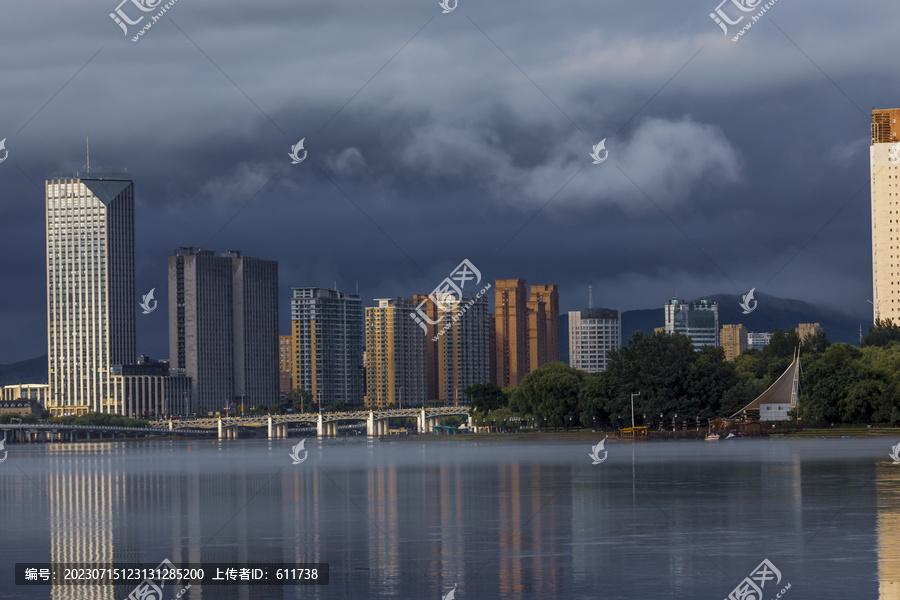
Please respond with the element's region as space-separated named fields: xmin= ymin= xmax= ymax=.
xmin=879 ymin=464 xmax=900 ymax=599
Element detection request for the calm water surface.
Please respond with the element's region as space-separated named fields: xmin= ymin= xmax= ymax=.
xmin=1 ymin=437 xmax=897 ymax=599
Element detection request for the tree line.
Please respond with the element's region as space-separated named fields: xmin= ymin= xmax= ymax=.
xmin=466 ymin=319 xmax=900 ymax=429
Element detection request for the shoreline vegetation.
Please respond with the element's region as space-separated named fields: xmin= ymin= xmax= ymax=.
xmin=6 ymin=320 xmax=900 ymax=439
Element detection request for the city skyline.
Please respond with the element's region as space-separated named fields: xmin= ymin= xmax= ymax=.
xmin=0 ymin=0 xmax=885 ymax=364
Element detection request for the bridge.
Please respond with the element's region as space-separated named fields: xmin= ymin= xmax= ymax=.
xmin=148 ymin=407 xmax=473 ymax=440
xmin=0 ymin=422 xmax=210 ymax=443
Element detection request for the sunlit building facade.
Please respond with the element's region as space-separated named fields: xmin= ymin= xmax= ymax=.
xmin=364 ymin=298 xmax=426 ymax=408
xmin=720 ymin=323 xmax=748 ymax=361
xmin=46 ymin=176 xmax=136 ymax=416
xmin=291 ymin=287 xmax=364 ymax=408
xmin=871 ymin=108 xmax=900 ymax=325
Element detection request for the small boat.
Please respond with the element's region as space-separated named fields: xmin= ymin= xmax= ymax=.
xmin=725 ymin=433 xmax=736 ymax=440
xmin=704 ymin=433 xmax=720 ymax=441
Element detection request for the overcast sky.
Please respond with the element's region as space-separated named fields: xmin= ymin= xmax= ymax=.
xmin=0 ymin=0 xmax=894 ymax=363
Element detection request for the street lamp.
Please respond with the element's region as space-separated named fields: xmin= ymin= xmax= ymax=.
xmin=630 ymin=392 xmax=640 ymax=438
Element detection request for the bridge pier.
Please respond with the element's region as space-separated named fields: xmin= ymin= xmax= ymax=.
xmin=280 ymin=424 xmax=287 ymax=439
xmin=268 ymin=416 xmax=274 ymax=439
xmin=418 ymin=408 xmax=427 ymax=434
xmin=317 ymin=414 xmax=324 ymax=438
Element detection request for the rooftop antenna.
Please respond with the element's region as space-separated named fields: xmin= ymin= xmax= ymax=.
xmin=334 ymin=280 xmax=337 ymax=291
xmin=356 ymin=280 xmax=359 ymax=295
xmin=86 ymin=134 xmax=90 ymax=174
xmin=588 ymin=282 xmax=593 ymax=309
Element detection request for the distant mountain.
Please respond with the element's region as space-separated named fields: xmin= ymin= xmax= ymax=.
xmin=559 ymin=292 xmax=863 ymax=362
xmin=0 ymin=355 xmax=47 ymax=386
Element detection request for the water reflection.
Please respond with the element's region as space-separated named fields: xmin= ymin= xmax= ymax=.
xmin=0 ymin=438 xmax=893 ymax=599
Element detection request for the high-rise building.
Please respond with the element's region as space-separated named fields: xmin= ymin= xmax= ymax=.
xmin=871 ymin=109 xmax=900 ymax=324
xmin=796 ymin=322 xmax=822 ymax=343
xmin=747 ymin=331 xmax=772 ymax=351
xmin=412 ymin=293 xmax=491 ymax=404
xmin=291 ymin=287 xmax=364 ymax=408
xmin=568 ymin=308 xmax=621 ymax=372
xmin=526 ymin=299 xmax=547 ymax=373
xmin=530 ymin=284 xmax=559 ymax=363
xmin=228 ymin=251 xmax=279 ymax=408
xmin=279 ymin=335 xmax=293 ymax=397
xmin=720 ymin=324 xmax=748 ymax=361
xmin=493 ymin=279 xmax=528 ymax=387
xmin=664 ymin=298 xmax=719 ymax=349
xmin=364 ymin=298 xmax=426 ymax=408
xmin=46 ymin=175 xmax=136 ymax=416
xmin=168 ymin=248 xmax=278 ymax=413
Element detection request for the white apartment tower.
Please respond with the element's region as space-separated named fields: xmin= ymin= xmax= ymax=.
xmin=569 ymin=308 xmax=621 ymax=372
xmin=46 ymin=176 xmax=136 ymax=415
xmin=871 ymin=109 xmax=900 ymax=324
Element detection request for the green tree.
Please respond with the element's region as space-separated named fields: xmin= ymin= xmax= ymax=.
xmin=464 ymin=382 xmax=508 ymax=413
xmin=802 ymin=329 xmax=831 ymax=354
xmin=861 ymin=318 xmax=900 ymax=348
xmin=510 ymin=362 xmax=585 ymax=429
xmin=288 ymin=388 xmax=313 ymax=413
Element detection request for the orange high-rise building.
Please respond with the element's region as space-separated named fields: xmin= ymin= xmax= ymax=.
xmin=530 ymin=284 xmax=559 ymax=363
xmin=494 ymin=280 xmax=528 ymax=387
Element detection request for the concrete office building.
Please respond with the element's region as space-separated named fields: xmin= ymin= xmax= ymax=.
xmin=720 ymin=324 xmax=748 ymax=361
xmin=365 ymin=298 xmax=427 ymax=408
xmin=169 ymin=248 xmax=278 ymax=413
xmin=1 ymin=384 xmax=50 ymax=404
xmin=46 ymin=175 xmax=136 ymax=416
xmin=664 ymin=298 xmax=719 ymax=349
xmin=568 ymin=308 xmax=621 ymax=373
xmin=291 ymin=287 xmax=364 ymax=408
xmin=109 ymin=356 xmax=191 ymax=418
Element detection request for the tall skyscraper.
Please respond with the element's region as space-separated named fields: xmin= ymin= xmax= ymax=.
xmin=364 ymin=298 xmax=426 ymax=408
xmin=871 ymin=109 xmax=900 ymax=324
xmin=291 ymin=287 xmax=364 ymax=408
xmin=228 ymin=251 xmax=279 ymax=407
xmin=720 ymin=323 xmax=748 ymax=361
xmin=493 ymin=279 xmax=528 ymax=387
xmin=569 ymin=308 xmax=621 ymax=372
xmin=664 ymin=298 xmax=719 ymax=349
xmin=530 ymin=284 xmax=559 ymax=362
xmin=46 ymin=175 xmax=136 ymax=416
xmin=168 ymin=248 xmax=278 ymax=413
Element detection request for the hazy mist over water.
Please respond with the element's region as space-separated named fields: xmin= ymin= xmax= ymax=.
xmin=1 ymin=438 xmax=897 ymax=599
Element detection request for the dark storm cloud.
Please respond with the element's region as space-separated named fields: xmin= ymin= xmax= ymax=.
xmin=0 ymin=0 xmax=894 ymax=362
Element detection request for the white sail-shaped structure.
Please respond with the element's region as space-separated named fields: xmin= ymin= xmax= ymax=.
xmin=731 ymin=348 xmax=800 ymax=421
